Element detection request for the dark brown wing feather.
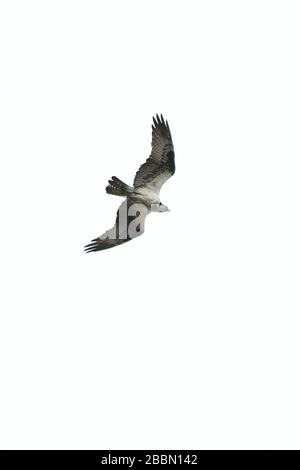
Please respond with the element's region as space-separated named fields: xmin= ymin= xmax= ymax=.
xmin=84 ymin=199 xmax=149 ymax=253
xmin=133 ymin=114 xmax=175 ymax=192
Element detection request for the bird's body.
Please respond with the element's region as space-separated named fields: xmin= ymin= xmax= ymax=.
xmin=85 ymin=114 xmax=175 ymax=253
xmin=131 ymin=187 xmax=160 ymax=206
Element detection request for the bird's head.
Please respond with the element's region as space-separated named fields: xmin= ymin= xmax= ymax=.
xmin=151 ymin=202 xmax=170 ymax=213
xmin=159 ymin=203 xmax=170 ymax=212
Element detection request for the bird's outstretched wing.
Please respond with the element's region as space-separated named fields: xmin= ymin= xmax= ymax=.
xmin=84 ymin=199 xmax=149 ymax=253
xmin=133 ymin=114 xmax=175 ymax=194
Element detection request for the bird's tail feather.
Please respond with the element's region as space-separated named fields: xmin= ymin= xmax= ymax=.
xmin=106 ymin=176 xmax=133 ymax=197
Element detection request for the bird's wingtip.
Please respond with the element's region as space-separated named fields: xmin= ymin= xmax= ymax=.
xmin=153 ymin=113 xmax=168 ymax=128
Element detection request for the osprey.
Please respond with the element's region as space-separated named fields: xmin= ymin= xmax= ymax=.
xmin=84 ymin=114 xmax=175 ymax=252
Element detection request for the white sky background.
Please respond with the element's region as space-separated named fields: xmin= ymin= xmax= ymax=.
xmin=0 ymin=0 xmax=300 ymax=450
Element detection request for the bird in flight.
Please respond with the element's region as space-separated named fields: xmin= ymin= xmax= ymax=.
xmin=84 ymin=114 xmax=175 ymax=253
